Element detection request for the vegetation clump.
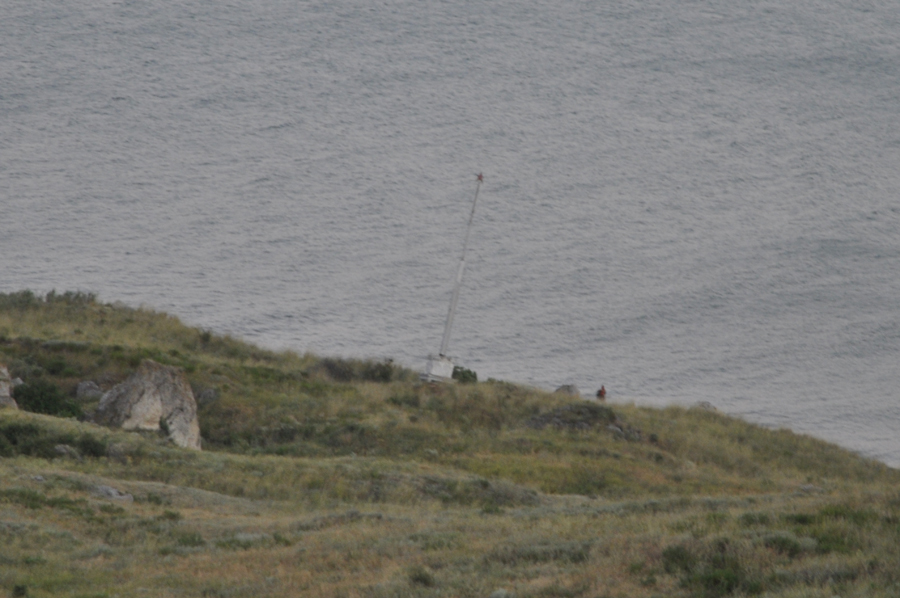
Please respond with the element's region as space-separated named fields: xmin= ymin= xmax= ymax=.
xmin=0 ymin=420 xmax=106 ymax=459
xmin=452 ymin=364 xmax=478 ymax=383
xmin=12 ymin=379 xmax=82 ymax=418
xmin=525 ymin=402 xmax=616 ymax=430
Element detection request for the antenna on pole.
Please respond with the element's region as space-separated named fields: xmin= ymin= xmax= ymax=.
xmin=422 ymin=173 xmax=483 ymax=382
xmin=439 ymin=173 xmax=482 ymax=356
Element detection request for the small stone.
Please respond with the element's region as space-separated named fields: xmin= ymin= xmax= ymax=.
xmin=490 ymin=590 xmax=515 ymax=598
xmin=93 ymin=485 xmax=134 ymax=502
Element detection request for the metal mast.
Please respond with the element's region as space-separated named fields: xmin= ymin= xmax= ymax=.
xmin=439 ymin=173 xmax=483 ymax=356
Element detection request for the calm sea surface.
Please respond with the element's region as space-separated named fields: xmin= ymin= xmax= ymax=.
xmin=2 ymin=0 xmax=899 ymax=466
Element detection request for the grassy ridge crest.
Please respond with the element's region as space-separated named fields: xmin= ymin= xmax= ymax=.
xmin=1 ymin=290 xmax=899 ymax=598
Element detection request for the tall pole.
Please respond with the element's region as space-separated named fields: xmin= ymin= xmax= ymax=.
xmin=439 ymin=173 xmax=483 ymax=356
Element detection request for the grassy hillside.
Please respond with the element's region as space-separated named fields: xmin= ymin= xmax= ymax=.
xmin=1 ymin=290 xmax=899 ymax=598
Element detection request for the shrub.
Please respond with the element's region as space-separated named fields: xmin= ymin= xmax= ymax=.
xmin=319 ymin=358 xmax=354 ymax=381
xmin=0 ymin=290 xmax=97 ymax=310
xmin=739 ymin=512 xmax=770 ymax=527
xmin=176 ymin=532 xmax=206 ymax=547
xmin=811 ymin=527 xmax=854 ymax=554
xmin=43 ymin=290 xmax=97 ymax=305
xmin=486 ymin=541 xmax=592 ymax=565
xmin=763 ymin=533 xmax=803 ymax=557
xmin=76 ymin=433 xmax=108 ymax=458
xmin=0 ymin=433 xmax=12 ymax=458
xmin=13 ymin=380 xmax=82 ymax=418
xmin=388 ymin=393 xmax=420 ymax=409
xmin=361 ymin=360 xmax=393 ymax=382
xmin=0 ymin=422 xmax=106 ymax=460
xmin=526 ymin=403 xmax=616 ymax=431
xmin=783 ymin=513 xmax=817 ymax=525
xmin=0 ymin=290 xmax=41 ymax=310
xmin=408 ymin=565 xmax=436 ymax=587
xmin=452 ymin=365 xmax=477 ymax=383
xmin=318 ymin=357 xmax=399 ymax=382
xmin=819 ymin=504 xmax=878 ymax=526
xmin=0 ymin=488 xmax=88 ymax=514
xmin=43 ymin=356 xmax=67 ymax=375
xmin=0 ymin=422 xmax=61 ymax=459
xmin=687 ymin=566 xmax=742 ymax=598
xmin=662 ymin=544 xmax=696 ymax=574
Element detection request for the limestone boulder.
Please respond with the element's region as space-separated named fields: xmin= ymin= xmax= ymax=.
xmin=0 ymin=364 xmax=18 ymax=409
xmin=94 ymin=360 xmax=201 ymax=450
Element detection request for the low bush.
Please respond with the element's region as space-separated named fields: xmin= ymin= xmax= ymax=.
xmin=452 ymin=365 xmax=477 ymax=384
xmin=0 ymin=421 xmax=106 ymax=459
xmin=408 ymin=564 xmax=436 ymax=587
xmin=762 ymin=533 xmax=803 ymax=558
xmin=317 ymin=357 xmax=404 ymax=382
xmin=484 ymin=540 xmax=592 ymax=565
xmin=0 ymin=488 xmax=89 ymax=515
xmin=0 ymin=422 xmax=61 ymax=459
xmin=175 ymin=532 xmax=206 ymax=547
xmin=662 ymin=544 xmax=696 ymax=574
xmin=13 ymin=379 xmax=82 ymax=418
xmin=738 ymin=512 xmax=770 ymax=527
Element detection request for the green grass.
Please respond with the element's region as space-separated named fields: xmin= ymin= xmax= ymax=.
xmin=2 ymin=290 xmax=900 ymax=597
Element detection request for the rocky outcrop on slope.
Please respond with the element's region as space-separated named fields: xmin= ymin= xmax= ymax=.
xmin=0 ymin=364 xmax=17 ymax=409
xmin=93 ymin=360 xmax=201 ymax=450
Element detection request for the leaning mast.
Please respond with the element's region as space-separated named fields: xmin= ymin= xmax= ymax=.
xmin=422 ymin=173 xmax=483 ymax=382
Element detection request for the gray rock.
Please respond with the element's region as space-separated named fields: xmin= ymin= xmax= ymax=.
xmin=692 ymin=401 xmax=716 ymax=411
xmin=94 ymin=360 xmax=201 ymax=450
xmin=553 ymin=384 xmax=580 ymax=396
xmin=0 ymin=364 xmax=18 ymax=409
xmin=93 ymin=485 xmax=134 ymax=502
xmin=490 ymin=590 xmax=515 ymax=598
xmin=76 ymin=380 xmax=103 ymax=400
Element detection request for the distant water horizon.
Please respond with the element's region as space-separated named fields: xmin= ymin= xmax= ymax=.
xmin=3 ymin=0 xmax=898 ymax=467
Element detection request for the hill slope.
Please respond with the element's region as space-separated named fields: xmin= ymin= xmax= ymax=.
xmin=1 ymin=291 xmax=898 ymax=598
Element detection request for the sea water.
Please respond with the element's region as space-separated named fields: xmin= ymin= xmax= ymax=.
xmin=2 ymin=0 xmax=898 ymax=466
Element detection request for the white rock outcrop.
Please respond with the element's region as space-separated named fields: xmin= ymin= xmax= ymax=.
xmin=0 ymin=364 xmax=17 ymax=409
xmin=94 ymin=360 xmax=201 ymax=450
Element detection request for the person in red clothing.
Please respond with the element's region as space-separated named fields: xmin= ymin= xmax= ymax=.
xmin=596 ymin=386 xmax=606 ymax=401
